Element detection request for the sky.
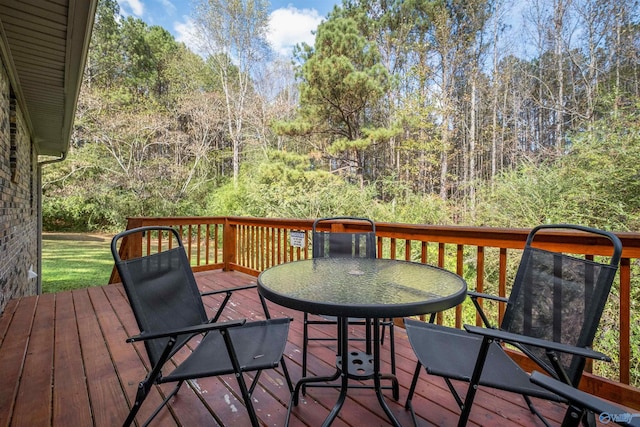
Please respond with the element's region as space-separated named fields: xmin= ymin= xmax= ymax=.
xmin=116 ymin=0 xmax=340 ymax=57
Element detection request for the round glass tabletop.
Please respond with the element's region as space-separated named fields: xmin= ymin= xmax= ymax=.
xmin=258 ymin=258 xmax=467 ymax=318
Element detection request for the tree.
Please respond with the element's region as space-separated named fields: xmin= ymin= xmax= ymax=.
xmin=192 ymin=0 xmax=272 ymax=186
xmin=418 ymin=0 xmax=493 ymax=200
xmin=86 ymin=0 xmax=122 ymax=89
xmin=145 ymin=26 xmax=180 ymax=99
xmin=277 ymin=15 xmax=392 ymax=186
xmin=164 ymin=43 xmax=212 ymax=101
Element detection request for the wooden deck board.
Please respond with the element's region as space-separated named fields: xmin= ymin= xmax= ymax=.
xmin=0 ymin=269 xmax=603 ymax=426
xmin=52 ymin=291 xmax=92 ymax=426
xmin=12 ymin=293 xmax=55 ymax=427
xmin=0 ymin=297 xmax=36 ymax=427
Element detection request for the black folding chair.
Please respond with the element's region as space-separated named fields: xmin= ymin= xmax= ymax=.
xmin=531 ymin=371 xmax=640 ymax=427
xmin=112 ymin=226 xmax=293 ymax=427
xmin=302 ymin=217 xmax=396 ymax=390
xmin=404 ymin=224 xmax=622 ymax=427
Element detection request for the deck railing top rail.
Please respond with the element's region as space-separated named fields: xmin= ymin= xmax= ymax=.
xmin=126 ymin=215 xmax=640 ymax=256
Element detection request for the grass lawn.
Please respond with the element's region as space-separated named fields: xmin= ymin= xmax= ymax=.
xmin=42 ymin=233 xmax=114 ymax=293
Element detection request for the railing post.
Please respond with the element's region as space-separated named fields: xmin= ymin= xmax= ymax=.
xmin=223 ymin=218 xmax=237 ymax=271
xmin=109 ymin=218 xmax=144 ymax=283
xmin=124 ymin=217 xmax=144 ymax=260
xmin=620 ymin=257 xmax=631 ymax=385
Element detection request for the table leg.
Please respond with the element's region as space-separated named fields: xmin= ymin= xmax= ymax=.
xmin=372 ymin=318 xmax=402 ymax=427
xmin=321 ymin=317 xmax=350 ymax=426
xmin=291 ymin=367 xmax=341 ymax=406
xmin=285 ymin=318 xmax=348 ymax=427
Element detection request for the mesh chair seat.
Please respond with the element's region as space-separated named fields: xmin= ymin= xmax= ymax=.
xmin=164 ymin=318 xmax=290 ymax=382
xmin=405 ymin=319 xmax=560 ymax=401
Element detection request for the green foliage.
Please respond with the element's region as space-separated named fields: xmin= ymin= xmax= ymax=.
xmin=43 ymin=89 xmax=218 ymax=231
xmin=295 ymin=15 xmax=390 ymax=140
xmin=87 ymin=0 xmax=122 ymax=88
xmin=206 ymin=151 xmax=377 ymax=218
xmin=474 ymin=161 xmax=571 ymax=228
xmin=203 ymin=150 xmax=457 ymax=225
xmin=164 ymin=45 xmax=212 ymax=100
xmin=475 ymin=104 xmax=640 ymax=231
xmin=330 ymin=125 xmax=402 ymax=154
xmin=87 ymin=0 xmax=207 ymax=103
xmin=271 ymin=118 xmax=314 ymax=137
xmin=377 ymin=192 xmax=452 ymax=225
xmin=559 ymin=106 xmax=640 ymax=230
xmin=281 ymin=13 xmax=396 ymax=184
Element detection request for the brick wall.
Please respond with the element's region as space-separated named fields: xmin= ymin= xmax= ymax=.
xmin=0 ymin=60 xmax=39 ymax=313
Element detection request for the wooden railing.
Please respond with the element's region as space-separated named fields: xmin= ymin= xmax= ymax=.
xmin=110 ymin=216 xmax=640 ymax=409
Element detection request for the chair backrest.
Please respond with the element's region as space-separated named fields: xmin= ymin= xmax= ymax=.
xmin=111 ymin=226 xmax=208 ymax=366
xmin=312 ymin=216 xmax=376 ymax=259
xmin=501 ymin=224 xmax=622 ymax=386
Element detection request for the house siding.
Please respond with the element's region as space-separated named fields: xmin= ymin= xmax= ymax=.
xmin=0 ymin=60 xmax=39 ymax=313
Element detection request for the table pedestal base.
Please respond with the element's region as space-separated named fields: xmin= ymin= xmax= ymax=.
xmin=337 ymin=350 xmax=373 ymax=377
xmin=286 ymin=318 xmax=401 ymax=427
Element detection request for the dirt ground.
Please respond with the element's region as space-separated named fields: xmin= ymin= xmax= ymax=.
xmin=42 ymin=232 xmax=113 ymax=242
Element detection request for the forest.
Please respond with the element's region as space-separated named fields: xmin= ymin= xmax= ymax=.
xmin=42 ymin=0 xmax=640 ymax=233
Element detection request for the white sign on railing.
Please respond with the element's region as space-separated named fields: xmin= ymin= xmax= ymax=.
xmin=290 ymin=231 xmax=305 ymax=248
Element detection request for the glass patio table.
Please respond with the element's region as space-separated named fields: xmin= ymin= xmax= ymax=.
xmin=257 ymin=257 xmax=467 ymax=427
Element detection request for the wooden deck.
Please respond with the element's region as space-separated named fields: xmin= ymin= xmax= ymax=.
xmin=0 ymin=269 xmax=606 ymax=427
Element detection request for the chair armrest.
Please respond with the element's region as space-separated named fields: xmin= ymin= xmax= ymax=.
xmin=468 ymin=291 xmax=508 ymax=304
xmin=201 ymin=284 xmax=264 ymax=321
xmin=468 ymin=291 xmax=508 ymax=328
xmin=201 ymin=284 xmax=257 ymax=297
xmin=464 ymin=325 xmax=611 ymax=362
xmin=530 ymin=371 xmax=635 ymax=421
xmin=127 ymin=319 xmax=246 ymax=343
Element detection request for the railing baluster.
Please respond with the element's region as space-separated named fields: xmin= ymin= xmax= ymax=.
xmin=146 ymin=231 xmax=151 ymax=256
xmin=437 ymin=243 xmax=445 ymax=267
xmin=187 ymin=225 xmax=193 ymax=260
xmin=277 ymin=228 xmax=282 ymax=264
xmin=390 ymin=238 xmax=397 ymax=260
xmin=197 ymin=224 xmax=201 ymax=266
xmin=498 ymin=247 xmax=508 ymax=325
xmin=476 ymin=246 xmax=485 ymax=327
xmin=205 ymin=224 xmax=210 ymax=265
xmin=456 ymin=244 xmax=464 ymax=329
xmin=214 ymin=224 xmax=218 ymax=264
xmin=251 ymin=226 xmax=256 ymax=270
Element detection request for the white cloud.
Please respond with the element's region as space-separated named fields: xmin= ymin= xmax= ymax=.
xmin=268 ymin=6 xmax=322 ymax=57
xmin=174 ymin=17 xmax=202 ymax=54
xmin=172 ymin=5 xmax=323 ymax=59
xmin=157 ymin=0 xmax=177 ymax=15
xmin=118 ymin=0 xmax=144 ymax=17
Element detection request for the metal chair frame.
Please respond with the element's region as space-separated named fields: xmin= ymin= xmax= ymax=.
xmin=112 ymin=226 xmax=293 ymax=427
xmin=404 ymin=224 xmax=622 ymax=427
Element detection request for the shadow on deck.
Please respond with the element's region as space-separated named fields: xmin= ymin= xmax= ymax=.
xmin=0 ymin=269 xmax=594 ymax=426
